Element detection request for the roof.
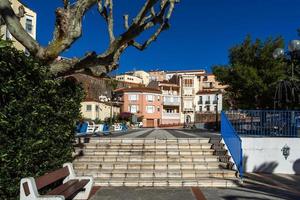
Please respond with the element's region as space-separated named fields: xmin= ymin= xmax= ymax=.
xmin=166 ymin=69 xmax=206 ymax=74
xmin=159 ymin=80 xmax=180 ymax=87
xmin=196 ymin=90 xmax=222 ymax=95
xmin=115 ymin=87 xmax=162 ymax=94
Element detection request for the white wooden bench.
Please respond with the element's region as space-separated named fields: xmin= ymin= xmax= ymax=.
xmin=20 ymin=163 xmax=93 ymax=200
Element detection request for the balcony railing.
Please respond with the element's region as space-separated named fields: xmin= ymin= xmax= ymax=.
xmin=183 ymin=108 xmax=194 ymax=112
xmin=182 ymin=88 xmax=194 ymax=96
xmin=162 ymin=113 xmax=180 ymax=119
xmin=162 ymin=91 xmax=179 ymax=95
xmin=162 ymin=101 xmax=180 ymax=106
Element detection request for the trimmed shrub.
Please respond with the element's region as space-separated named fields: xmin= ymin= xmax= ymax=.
xmin=0 ymin=43 xmax=84 ymax=199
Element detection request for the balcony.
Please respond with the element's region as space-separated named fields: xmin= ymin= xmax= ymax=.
xmin=205 ymin=101 xmax=210 ymax=104
xmin=162 ymin=113 xmax=180 ymax=119
xmin=198 ymin=100 xmax=203 ymax=104
xmin=162 ymin=101 xmax=180 ymax=106
xmin=162 ymin=91 xmax=179 ymax=96
xmin=182 ymin=88 xmax=194 ymax=96
xmin=183 ymin=108 xmax=194 ymax=112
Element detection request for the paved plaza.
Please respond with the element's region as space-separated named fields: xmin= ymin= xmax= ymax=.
xmin=85 ymin=128 xmax=300 ymax=200
xmin=90 ymin=173 xmax=300 ymax=200
xmin=107 ymin=128 xmax=221 ymax=139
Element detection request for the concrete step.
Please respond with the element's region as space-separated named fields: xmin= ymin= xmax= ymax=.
xmin=75 ymin=169 xmax=236 ymax=179
xmin=74 ymin=155 xmax=220 ymax=162
xmin=73 ymin=161 xmax=226 ymax=170
xmin=87 ymin=138 xmax=211 ymax=144
xmin=92 ymin=177 xmax=238 ymax=187
xmin=83 ymin=144 xmax=212 ymax=149
xmin=82 ymin=149 xmax=215 ymax=156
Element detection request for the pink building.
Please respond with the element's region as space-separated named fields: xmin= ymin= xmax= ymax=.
xmin=116 ymin=87 xmax=162 ymax=127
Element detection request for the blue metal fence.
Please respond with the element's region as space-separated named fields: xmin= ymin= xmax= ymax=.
xmin=221 ymin=112 xmax=243 ymax=178
xmin=226 ymin=110 xmax=300 ymax=137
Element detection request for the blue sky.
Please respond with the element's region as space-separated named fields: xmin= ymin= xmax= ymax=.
xmin=23 ymin=0 xmax=300 ymax=74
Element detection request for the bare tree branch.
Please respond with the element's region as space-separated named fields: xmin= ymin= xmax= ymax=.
xmin=123 ymin=14 xmax=129 ymax=30
xmin=131 ymin=22 xmax=168 ymax=50
xmin=98 ymin=0 xmax=115 ymax=43
xmin=0 ymin=0 xmax=179 ymax=77
xmin=130 ymin=0 xmax=177 ymax=51
xmin=0 ymin=0 xmax=42 ymax=55
xmin=63 ymin=0 xmax=69 ymax=9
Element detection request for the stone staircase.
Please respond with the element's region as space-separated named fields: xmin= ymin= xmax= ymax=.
xmin=73 ymin=138 xmax=239 ymax=187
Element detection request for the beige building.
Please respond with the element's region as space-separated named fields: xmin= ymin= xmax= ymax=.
xmin=149 ymin=70 xmax=166 ymax=82
xmin=116 ymin=74 xmax=143 ymax=84
xmin=81 ymin=100 xmax=120 ymax=121
xmin=0 ymin=0 xmax=37 ymax=52
xmin=131 ymin=70 xmax=150 ymax=86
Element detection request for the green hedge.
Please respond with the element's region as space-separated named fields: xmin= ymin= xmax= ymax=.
xmin=0 ymin=43 xmax=84 ymax=199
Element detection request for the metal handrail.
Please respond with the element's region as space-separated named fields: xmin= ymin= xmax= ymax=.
xmin=221 ymin=111 xmax=243 ymax=178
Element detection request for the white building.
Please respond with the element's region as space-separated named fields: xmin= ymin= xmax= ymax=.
xmin=165 ymin=70 xmax=225 ymax=124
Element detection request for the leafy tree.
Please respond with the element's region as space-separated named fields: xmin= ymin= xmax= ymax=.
xmin=0 ymin=42 xmax=84 ymax=199
xmin=213 ymin=36 xmax=287 ymax=109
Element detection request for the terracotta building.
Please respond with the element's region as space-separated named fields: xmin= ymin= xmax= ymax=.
xmin=116 ymin=87 xmax=162 ymax=127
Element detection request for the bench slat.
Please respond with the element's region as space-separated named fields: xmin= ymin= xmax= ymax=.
xmin=59 ymin=179 xmax=89 ymax=199
xmin=46 ymin=180 xmax=78 ymax=196
xmin=35 ymin=166 xmax=69 ymax=190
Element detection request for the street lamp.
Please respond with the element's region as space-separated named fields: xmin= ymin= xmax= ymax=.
xmin=193 ymin=104 xmax=196 ymax=128
xmin=215 ymin=89 xmax=221 ymax=130
xmin=272 ymin=40 xmax=300 ymax=109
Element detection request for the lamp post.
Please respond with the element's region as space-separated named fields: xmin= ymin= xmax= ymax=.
xmin=193 ymin=104 xmax=196 ymax=128
xmin=273 ymin=40 xmax=300 ymax=109
xmin=215 ymin=89 xmax=221 ymax=130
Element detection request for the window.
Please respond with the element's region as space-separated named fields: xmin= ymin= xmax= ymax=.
xmin=129 ymin=94 xmax=138 ymax=101
xmin=157 ymin=95 xmax=160 ymax=101
xmin=199 ymin=106 xmax=202 ymax=112
xmin=206 ymin=105 xmax=210 ymax=111
xmin=198 ymin=96 xmax=203 ymax=104
xmin=95 ymin=105 xmax=99 ymax=111
xmin=183 ymin=79 xmax=193 ymax=87
xmin=157 ymin=106 xmax=160 ymax=112
xmin=129 ymin=105 xmax=138 ymax=113
xmin=86 ymin=105 xmax=92 ymax=111
xmin=214 ymin=106 xmax=217 ymax=111
xmin=147 ymin=95 xmax=154 ymax=102
xmin=146 ymin=106 xmax=154 ymax=113
xmin=25 ymin=17 xmax=33 ymax=34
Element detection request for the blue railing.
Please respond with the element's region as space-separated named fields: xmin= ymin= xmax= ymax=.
xmin=226 ymin=110 xmax=300 ymax=137
xmin=221 ymin=112 xmax=243 ymax=178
